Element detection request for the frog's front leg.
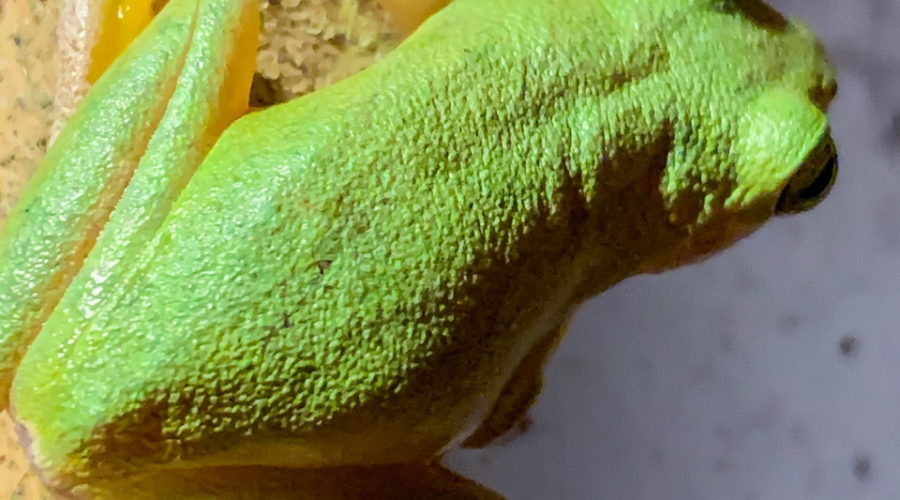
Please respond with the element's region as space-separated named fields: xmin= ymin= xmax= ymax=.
xmin=463 ymin=322 xmax=568 ymax=448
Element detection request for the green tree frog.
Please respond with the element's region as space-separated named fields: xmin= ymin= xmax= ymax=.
xmin=0 ymin=0 xmax=837 ymax=496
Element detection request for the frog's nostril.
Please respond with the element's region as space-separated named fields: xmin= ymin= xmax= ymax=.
xmin=775 ymin=152 xmax=838 ymax=215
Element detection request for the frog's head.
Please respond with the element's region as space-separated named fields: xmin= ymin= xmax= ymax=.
xmin=633 ymin=0 xmax=838 ymax=272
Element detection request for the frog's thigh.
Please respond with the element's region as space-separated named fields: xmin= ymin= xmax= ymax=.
xmin=462 ymin=322 xmax=567 ymax=448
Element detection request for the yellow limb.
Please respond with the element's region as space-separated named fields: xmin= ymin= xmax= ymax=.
xmin=217 ymin=0 xmax=259 ymax=123
xmin=378 ymin=0 xmax=451 ymax=35
xmin=87 ymin=0 xmax=155 ymax=82
xmin=88 ymin=0 xmax=257 ymax=122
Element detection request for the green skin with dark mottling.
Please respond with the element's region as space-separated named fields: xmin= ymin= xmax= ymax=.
xmin=0 ymin=0 xmax=835 ymax=493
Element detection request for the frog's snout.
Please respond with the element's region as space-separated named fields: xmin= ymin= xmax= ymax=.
xmin=775 ymin=135 xmax=838 ymax=215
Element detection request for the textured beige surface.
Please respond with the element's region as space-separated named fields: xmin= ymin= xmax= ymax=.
xmin=256 ymin=0 xmax=401 ymax=102
xmin=0 ymin=0 xmax=58 ymax=491
xmin=1 ymin=411 xmax=23 ymax=496
xmin=53 ymin=0 xmax=103 ymax=141
xmin=0 ymin=0 xmax=59 ymax=223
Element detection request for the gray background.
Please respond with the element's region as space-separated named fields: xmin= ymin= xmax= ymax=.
xmin=445 ymin=1 xmax=900 ymax=498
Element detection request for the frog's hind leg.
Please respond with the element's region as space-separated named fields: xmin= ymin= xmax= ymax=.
xmin=463 ymin=322 xmax=568 ymax=448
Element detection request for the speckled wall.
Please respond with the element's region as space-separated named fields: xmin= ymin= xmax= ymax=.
xmin=446 ymin=1 xmax=900 ymax=498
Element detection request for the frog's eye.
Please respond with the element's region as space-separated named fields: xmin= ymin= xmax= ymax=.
xmin=775 ymin=136 xmax=838 ymax=215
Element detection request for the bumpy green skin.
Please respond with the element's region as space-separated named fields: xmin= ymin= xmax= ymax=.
xmin=6 ymin=0 xmax=834 ymax=493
